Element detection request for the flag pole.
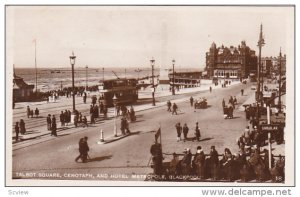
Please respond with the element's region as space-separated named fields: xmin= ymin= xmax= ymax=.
xmin=34 ymin=39 xmax=38 ymax=94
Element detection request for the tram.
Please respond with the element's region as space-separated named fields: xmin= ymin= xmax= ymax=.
xmin=98 ymin=78 xmax=138 ymax=107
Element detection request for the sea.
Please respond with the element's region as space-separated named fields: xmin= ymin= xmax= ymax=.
xmin=14 ymin=67 xmax=181 ymax=92
xmin=14 ymin=67 xmax=201 ymax=92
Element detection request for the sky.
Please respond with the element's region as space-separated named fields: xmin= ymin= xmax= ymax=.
xmin=6 ymin=6 xmax=294 ymax=69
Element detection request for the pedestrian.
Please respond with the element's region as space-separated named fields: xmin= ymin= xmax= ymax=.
xmin=26 ymin=106 xmax=30 ymax=118
xmin=190 ymin=97 xmax=194 ymax=107
xmin=83 ymin=92 xmax=87 ymax=104
xmin=181 ymin=148 xmax=192 ymax=175
xmin=167 ymin=100 xmax=172 ymax=112
xmin=209 ymin=146 xmax=219 ymax=180
xmin=233 ymin=96 xmax=237 ymax=105
xmin=15 ymin=122 xmax=20 ymax=141
xmin=209 ymin=86 xmax=212 ymax=93
xmin=81 ymin=137 xmax=90 ymax=163
xmin=193 ymin=146 xmax=206 ymax=179
xmin=74 ymin=114 xmax=78 ymax=128
xmin=75 ymin=138 xmax=84 ymax=162
xmin=60 ymin=111 xmax=65 ymax=127
xmin=103 ymin=106 xmax=108 ymax=119
xmin=51 ymin=115 xmax=57 ymax=137
xmin=183 ymin=123 xmax=189 ymax=142
xmin=176 ymin=122 xmax=182 ymax=142
xmin=34 ymin=108 xmax=39 ymax=118
xmin=99 ymin=102 xmax=104 ymax=114
xmin=195 ymin=122 xmax=201 ymax=141
xmin=241 ymin=89 xmax=244 ymax=96
xmin=47 ymin=114 xmax=51 ymax=130
xmin=19 ymin=119 xmax=26 ymax=134
xmin=172 ymin=103 xmax=178 ymax=115
xmin=78 ymin=112 xmax=82 ymax=123
xmin=82 ymin=116 xmax=88 ymax=127
xmin=222 ymin=98 xmax=225 ymax=108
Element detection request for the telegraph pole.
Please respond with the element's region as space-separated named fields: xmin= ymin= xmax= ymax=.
xmin=257 ymin=24 xmax=265 ymax=119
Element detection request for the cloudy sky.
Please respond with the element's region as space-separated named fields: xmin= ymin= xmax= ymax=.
xmin=6 ymin=6 xmax=294 ymax=69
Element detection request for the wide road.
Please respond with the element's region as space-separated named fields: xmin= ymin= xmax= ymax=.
xmin=12 ymin=82 xmax=254 ymax=182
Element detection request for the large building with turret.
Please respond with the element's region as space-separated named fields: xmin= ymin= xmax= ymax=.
xmin=205 ymin=41 xmax=257 ymax=79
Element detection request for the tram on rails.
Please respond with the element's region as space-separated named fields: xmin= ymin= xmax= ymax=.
xmin=98 ymin=78 xmax=138 ymax=107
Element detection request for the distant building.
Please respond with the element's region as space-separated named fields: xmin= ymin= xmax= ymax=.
xmin=205 ymin=41 xmax=257 ymax=79
xmin=13 ymin=73 xmax=34 ymax=102
xmin=169 ymin=71 xmax=202 ymax=88
xmin=261 ymin=57 xmax=273 ymax=76
xmin=262 ymin=54 xmax=286 ymax=76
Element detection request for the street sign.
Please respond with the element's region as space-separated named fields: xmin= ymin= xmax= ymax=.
xmin=260 ymin=124 xmax=280 ymax=132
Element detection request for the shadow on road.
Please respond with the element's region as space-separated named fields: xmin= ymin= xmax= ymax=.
xmin=104 ymin=131 xmax=141 ymax=144
xmin=88 ymin=155 xmax=112 ymax=162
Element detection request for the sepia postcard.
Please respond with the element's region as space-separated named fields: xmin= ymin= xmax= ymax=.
xmin=5 ymin=5 xmax=295 ymax=186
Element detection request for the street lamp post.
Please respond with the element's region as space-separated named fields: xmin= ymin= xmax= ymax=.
xmin=150 ymin=57 xmax=156 ymax=106
xmin=172 ymin=59 xmax=176 ymax=95
xmin=85 ymin=65 xmax=88 ymax=91
xmin=113 ymin=94 xmax=118 ymax=137
xmin=69 ymin=52 xmax=76 ymax=113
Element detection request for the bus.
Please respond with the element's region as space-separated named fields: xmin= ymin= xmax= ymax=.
xmin=98 ymin=78 xmax=138 ymax=107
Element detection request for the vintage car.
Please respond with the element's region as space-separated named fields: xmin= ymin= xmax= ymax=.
xmin=194 ymin=98 xmax=207 ymax=109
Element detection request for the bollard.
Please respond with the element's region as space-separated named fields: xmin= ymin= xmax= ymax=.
xmin=100 ymin=129 xmax=104 ymax=142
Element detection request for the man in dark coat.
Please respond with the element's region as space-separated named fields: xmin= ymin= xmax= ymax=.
xmin=182 ymin=123 xmax=189 ymax=142
xmin=47 ymin=114 xmax=52 ymax=130
xmin=176 ymin=122 xmax=182 ymax=142
xmin=51 ymin=115 xmax=57 ymax=137
xmin=150 ymin=142 xmax=163 ymax=175
xmin=195 ymin=122 xmax=201 ymax=141
xmin=190 ymin=96 xmax=194 ymax=107
xmin=193 ymin=146 xmax=206 ymax=179
xmin=60 ymin=111 xmax=65 ymax=127
xmin=75 ymin=138 xmax=84 ymax=162
xmin=172 ymin=103 xmax=178 ymax=115
xmin=81 ymin=137 xmax=90 ymax=163
xmin=19 ymin=119 xmax=26 ymax=134
xmin=26 ymin=106 xmax=30 ymax=118
xmin=34 ymin=108 xmax=39 ymax=118
xmin=15 ymin=122 xmax=20 ymax=141
xmin=209 ymin=146 xmax=219 ymax=180
xmin=181 ymin=148 xmax=192 ymax=175
xmin=167 ymin=100 xmax=172 ymax=112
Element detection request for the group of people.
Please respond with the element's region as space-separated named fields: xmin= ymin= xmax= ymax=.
xmin=175 ymin=122 xmax=201 ymax=142
xmin=164 ymin=145 xmax=284 ymax=182
xmin=14 ymin=119 xmax=26 ymax=141
xmin=167 ymin=101 xmax=178 ymax=115
xmin=222 ymin=96 xmax=237 ymax=119
xmin=26 ymin=106 xmax=39 ymax=118
xmin=58 ymin=110 xmax=73 ymax=127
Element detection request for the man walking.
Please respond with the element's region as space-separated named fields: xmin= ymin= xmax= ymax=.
xmin=167 ymin=100 xmax=172 ymax=112
xmin=81 ymin=137 xmax=90 ymax=163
